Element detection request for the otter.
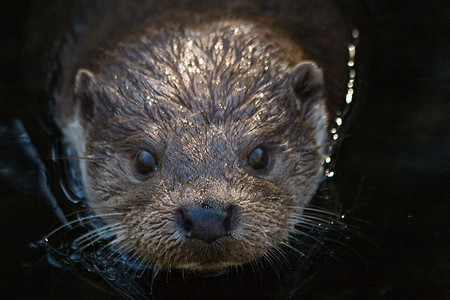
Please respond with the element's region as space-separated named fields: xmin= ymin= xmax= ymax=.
xmin=61 ymin=19 xmax=327 ymax=274
xmin=29 ymin=0 xmax=360 ymax=297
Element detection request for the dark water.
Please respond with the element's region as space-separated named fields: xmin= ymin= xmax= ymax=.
xmin=1 ymin=0 xmax=449 ymax=299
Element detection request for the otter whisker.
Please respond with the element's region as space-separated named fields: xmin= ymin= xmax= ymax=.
xmin=123 ymin=249 xmax=148 ymax=275
xmin=74 ymin=223 xmax=125 ymax=243
xmin=289 ymin=227 xmax=331 ymax=250
xmin=296 ymin=214 xmax=369 ymax=244
xmin=261 ymin=252 xmax=278 ymax=277
xmin=261 ymin=239 xmax=289 ymax=277
xmin=303 ymin=206 xmax=343 ymax=218
xmin=42 ymin=217 xmax=98 ymax=241
xmin=43 ymin=211 xmax=126 ymax=240
xmin=101 ymin=238 xmax=135 ymax=264
xmin=74 ymin=223 xmax=126 ymax=244
xmin=294 ymin=219 xmax=348 ymax=238
xmin=280 ymin=241 xmax=306 ymax=258
xmin=271 ymin=243 xmax=289 ymax=263
xmin=263 ymin=251 xmax=284 ymax=278
xmin=74 ymin=226 xmax=128 ymax=253
xmin=247 ymin=260 xmax=259 ymax=279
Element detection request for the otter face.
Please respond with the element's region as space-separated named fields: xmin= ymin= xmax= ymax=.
xmin=63 ymin=21 xmax=327 ymax=273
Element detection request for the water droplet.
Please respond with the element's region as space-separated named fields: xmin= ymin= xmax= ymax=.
xmin=348 ymin=44 xmax=356 ymax=58
xmin=346 ymin=88 xmax=354 ymax=104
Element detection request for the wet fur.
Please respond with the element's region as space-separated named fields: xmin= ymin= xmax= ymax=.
xmin=63 ymin=19 xmax=327 ymax=272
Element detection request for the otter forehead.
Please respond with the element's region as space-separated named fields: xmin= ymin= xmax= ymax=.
xmin=92 ymin=20 xmax=302 ymax=124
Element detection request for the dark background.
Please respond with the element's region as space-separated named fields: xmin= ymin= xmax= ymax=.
xmin=0 ymin=0 xmax=449 ymax=299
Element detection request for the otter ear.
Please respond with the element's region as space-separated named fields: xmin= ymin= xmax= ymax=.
xmin=291 ymin=62 xmax=328 ymax=146
xmin=74 ymin=69 xmax=96 ymax=122
xmin=291 ymin=61 xmax=324 ymax=103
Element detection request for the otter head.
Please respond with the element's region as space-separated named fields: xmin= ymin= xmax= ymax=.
xmin=64 ymin=20 xmax=327 ymax=273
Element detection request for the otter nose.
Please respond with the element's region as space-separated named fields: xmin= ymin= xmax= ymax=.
xmin=180 ymin=202 xmax=234 ymax=244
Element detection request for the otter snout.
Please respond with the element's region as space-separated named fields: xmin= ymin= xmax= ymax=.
xmin=179 ymin=203 xmax=234 ymax=244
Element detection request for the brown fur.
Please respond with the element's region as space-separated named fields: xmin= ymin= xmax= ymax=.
xmin=63 ymin=17 xmax=328 ymax=272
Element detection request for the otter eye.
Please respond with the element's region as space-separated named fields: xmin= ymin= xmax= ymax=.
xmin=134 ymin=150 xmax=158 ymax=175
xmin=248 ymin=146 xmax=269 ymax=170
